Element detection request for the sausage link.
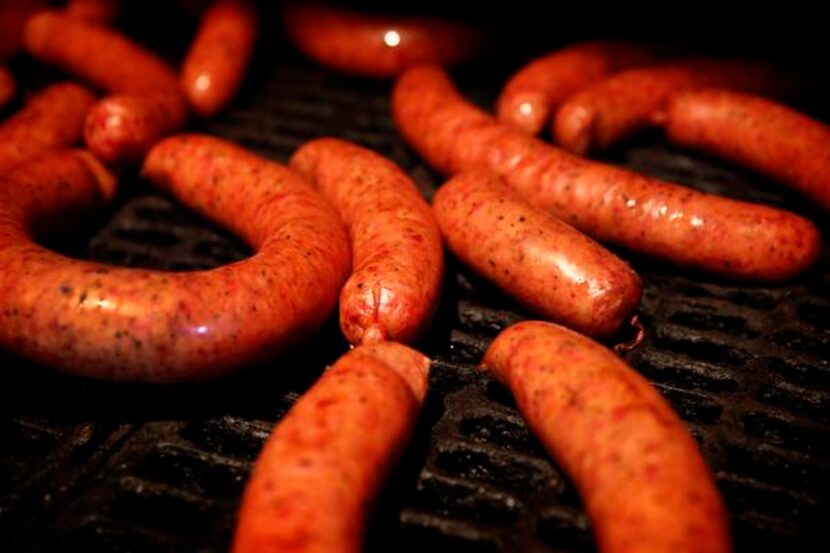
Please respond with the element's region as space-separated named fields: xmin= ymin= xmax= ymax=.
xmin=0 ymin=136 xmax=350 ymax=382
xmin=482 ymin=321 xmax=731 ymax=553
xmin=23 ymin=10 xmax=187 ymax=164
xmin=281 ymin=3 xmax=481 ymax=78
xmin=665 ymin=88 xmax=830 ymax=213
xmin=65 ymin=0 xmax=120 ymax=24
xmin=0 ymin=82 xmax=96 ymax=172
xmin=0 ymin=65 xmax=14 ymax=108
xmin=497 ymin=41 xmax=655 ymax=136
xmin=392 ymin=66 xmax=820 ymax=281
xmin=553 ymin=59 xmax=796 ymax=155
xmin=290 ymin=138 xmax=443 ymax=345
xmin=233 ymin=341 xmax=430 ymax=553
xmin=433 ymin=171 xmax=640 ymax=337
xmin=181 ymin=0 xmax=258 ymax=117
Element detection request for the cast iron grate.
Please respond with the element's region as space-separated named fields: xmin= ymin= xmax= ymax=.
xmin=1 ymin=19 xmax=829 ymax=553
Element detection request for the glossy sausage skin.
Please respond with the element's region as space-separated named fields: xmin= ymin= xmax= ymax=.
xmin=281 ymin=3 xmax=481 ymax=78
xmin=497 ymin=41 xmax=655 ymax=136
xmin=181 ymin=0 xmax=258 ymax=117
xmin=482 ymin=321 xmax=731 ymax=553
xmin=65 ymin=0 xmax=120 ymax=23
xmin=290 ymin=138 xmax=443 ymax=345
xmin=433 ymin=171 xmax=640 ymax=337
xmin=392 ymin=66 xmax=820 ymax=281
xmin=0 ymin=65 xmax=14 ymax=108
xmin=233 ymin=342 xmax=430 ymax=553
xmin=665 ymin=88 xmax=830 ymax=213
xmin=0 ymin=136 xmax=350 ymax=382
xmin=0 ymin=82 xmax=96 ymax=172
xmin=553 ymin=59 xmax=795 ymax=155
xmin=23 ymin=10 xmax=187 ymax=164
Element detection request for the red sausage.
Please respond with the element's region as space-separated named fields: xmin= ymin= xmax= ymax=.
xmin=482 ymin=321 xmax=731 ymax=553
xmin=433 ymin=171 xmax=640 ymax=337
xmin=181 ymin=0 xmax=258 ymax=117
xmin=233 ymin=341 xmax=430 ymax=553
xmin=0 ymin=65 xmax=14 ymax=108
xmin=281 ymin=3 xmax=482 ymax=78
xmin=0 ymin=136 xmax=350 ymax=382
xmin=290 ymin=138 xmax=443 ymax=345
xmin=553 ymin=59 xmax=796 ymax=155
xmin=392 ymin=66 xmax=820 ymax=282
xmin=23 ymin=10 xmax=188 ymax=164
xmin=665 ymin=88 xmax=830 ymax=213
xmin=64 ymin=0 xmax=120 ymax=24
xmin=496 ymin=41 xmax=656 ymax=136
xmin=0 ymin=82 xmax=96 ymax=172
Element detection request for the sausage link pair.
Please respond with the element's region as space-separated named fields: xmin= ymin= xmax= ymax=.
xmin=64 ymin=0 xmax=120 ymax=24
xmin=553 ymin=59 xmax=796 ymax=155
xmin=290 ymin=138 xmax=443 ymax=345
xmin=0 ymin=65 xmax=14 ymax=108
xmin=483 ymin=321 xmax=731 ymax=553
xmin=0 ymin=82 xmax=96 ymax=172
xmin=181 ymin=0 xmax=258 ymax=117
xmin=23 ymin=10 xmax=188 ymax=164
xmin=665 ymin=89 xmax=830 ymax=213
xmin=433 ymin=171 xmax=640 ymax=337
xmin=497 ymin=41 xmax=656 ymax=136
xmin=392 ymin=66 xmax=820 ymax=282
xmin=281 ymin=3 xmax=481 ymax=78
xmin=233 ymin=341 xmax=430 ymax=553
xmin=0 ymin=135 xmax=351 ymax=382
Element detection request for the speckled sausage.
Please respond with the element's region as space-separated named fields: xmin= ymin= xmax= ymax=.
xmin=553 ymin=59 xmax=795 ymax=155
xmin=290 ymin=138 xmax=443 ymax=345
xmin=665 ymin=88 xmax=830 ymax=213
xmin=0 ymin=65 xmax=14 ymax=108
xmin=65 ymin=0 xmax=120 ymax=24
xmin=233 ymin=341 xmax=430 ymax=553
xmin=0 ymin=136 xmax=351 ymax=382
xmin=181 ymin=0 xmax=257 ymax=117
xmin=392 ymin=66 xmax=820 ymax=281
xmin=433 ymin=171 xmax=640 ymax=337
xmin=482 ymin=321 xmax=731 ymax=553
xmin=0 ymin=82 xmax=96 ymax=172
xmin=281 ymin=3 xmax=481 ymax=78
xmin=496 ymin=41 xmax=655 ymax=136
xmin=23 ymin=10 xmax=187 ymax=164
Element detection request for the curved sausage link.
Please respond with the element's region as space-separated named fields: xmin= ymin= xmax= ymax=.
xmin=0 ymin=136 xmax=351 ymax=382
xmin=496 ymin=41 xmax=655 ymax=136
xmin=181 ymin=0 xmax=258 ymax=117
xmin=0 ymin=65 xmax=14 ymax=109
xmin=392 ymin=66 xmax=820 ymax=281
xmin=290 ymin=138 xmax=443 ymax=345
xmin=0 ymin=82 xmax=96 ymax=172
xmin=482 ymin=321 xmax=731 ymax=553
xmin=65 ymin=0 xmax=120 ymax=24
xmin=281 ymin=3 xmax=482 ymax=78
xmin=233 ymin=341 xmax=430 ymax=553
xmin=433 ymin=171 xmax=640 ymax=337
xmin=665 ymin=88 xmax=830 ymax=213
xmin=553 ymin=59 xmax=796 ymax=155
xmin=23 ymin=10 xmax=187 ymax=164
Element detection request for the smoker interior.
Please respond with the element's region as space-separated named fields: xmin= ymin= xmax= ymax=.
xmin=1 ymin=4 xmax=829 ymax=552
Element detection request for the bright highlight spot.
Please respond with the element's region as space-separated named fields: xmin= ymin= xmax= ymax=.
xmin=519 ymin=102 xmax=533 ymax=116
xmin=383 ymin=30 xmax=401 ymax=47
xmin=195 ymin=73 xmax=212 ymax=92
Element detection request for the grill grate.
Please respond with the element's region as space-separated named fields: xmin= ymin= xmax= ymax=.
xmin=2 ymin=25 xmax=829 ymax=553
